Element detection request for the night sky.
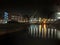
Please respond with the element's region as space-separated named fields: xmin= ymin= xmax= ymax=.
xmin=0 ymin=0 xmax=60 ymax=18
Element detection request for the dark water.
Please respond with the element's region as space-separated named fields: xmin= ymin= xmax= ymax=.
xmin=0 ymin=29 xmax=60 ymax=45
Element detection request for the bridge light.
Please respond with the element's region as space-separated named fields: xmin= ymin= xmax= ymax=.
xmin=57 ymin=12 xmax=60 ymax=15
xmin=56 ymin=12 xmax=60 ymax=19
xmin=57 ymin=17 xmax=60 ymax=19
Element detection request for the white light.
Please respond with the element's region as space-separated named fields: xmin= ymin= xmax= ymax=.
xmin=57 ymin=17 xmax=60 ymax=19
xmin=57 ymin=12 xmax=60 ymax=15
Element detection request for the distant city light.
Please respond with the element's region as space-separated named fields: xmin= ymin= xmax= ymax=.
xmin=48 ymin=19 xmax=50 ymax=21
xmin=51 ymin=19 xmax=54 ymax=21
xmin=56 ymin=12 xmax=60 ymax=19
xmin=4 ymin=12 xmax=8 ymax=23
xmin=57 ymin=12 xmax=60 ymax=15
xmin=57 ymin=17 xmax=60 ymax=19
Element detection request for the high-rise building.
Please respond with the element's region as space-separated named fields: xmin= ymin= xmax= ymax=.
xmin=3 ymin=12 xmax=8 ymax=23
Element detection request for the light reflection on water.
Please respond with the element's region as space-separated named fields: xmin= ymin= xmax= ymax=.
xmin=28 ymin=24 xmax=57 ymax=38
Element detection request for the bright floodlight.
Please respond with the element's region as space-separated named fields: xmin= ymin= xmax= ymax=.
xmin=57 ymin=12 xmax=60 ymax=15
xmin=57 ymin=17 xmax=60 ymax=19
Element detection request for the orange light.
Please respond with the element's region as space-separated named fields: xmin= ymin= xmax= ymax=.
xmin=43 ymin=24 xmax=47 ymax=37
xmin=42 ymin=18 xmax=47 ymax=37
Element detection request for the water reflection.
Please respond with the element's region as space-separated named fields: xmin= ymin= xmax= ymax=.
xmin=28 ymin=24 xmax=57 ymax=38
xmin=57 ymin=30 xmax=60 ymax=39
xmin=29 ymin=25 xmax=39 ymax=37
xmin=39 ymin=25 xmax=42 ymax=37
xmin=48 ymin=28 xmax=50 ymax=38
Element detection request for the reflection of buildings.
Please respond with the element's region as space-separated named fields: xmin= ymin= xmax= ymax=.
xmin=28 ymin=17 xmax=57 ymax=38
xmin=29 ymin=24 xmax=57 ymax=38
